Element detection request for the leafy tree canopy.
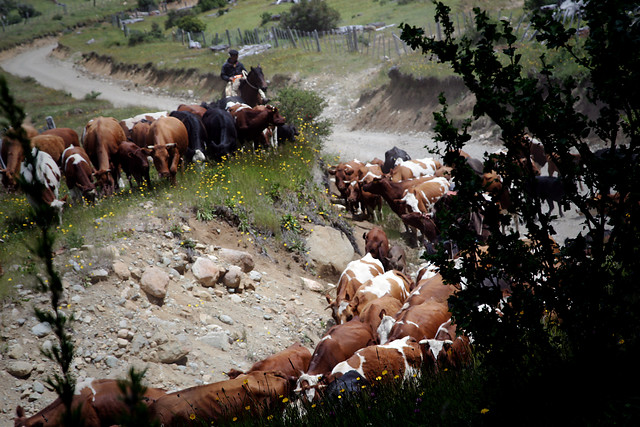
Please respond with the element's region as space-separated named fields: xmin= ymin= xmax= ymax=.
xmin=401 ymin=0 xmax=639 ymax=421
xmin=279 ymin=0 xmax=341 ymax=32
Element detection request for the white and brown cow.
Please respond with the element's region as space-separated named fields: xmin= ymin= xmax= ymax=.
xmin=326 ymin=253 xmax=385 ymax=324
xmin=61 ymin=144 xmax=97 ymax=204
xmin=391 ymin=157 xmax=441 ymax=182
xmin=20 ymin=148 xmax=65 ymax=224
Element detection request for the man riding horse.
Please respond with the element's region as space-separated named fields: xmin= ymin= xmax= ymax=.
xmin=220 ymin=49 xmax=268 ymax=103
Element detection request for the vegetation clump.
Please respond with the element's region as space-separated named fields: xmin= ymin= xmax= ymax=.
xmin=279 ymin=0 xmax=341 ymax=32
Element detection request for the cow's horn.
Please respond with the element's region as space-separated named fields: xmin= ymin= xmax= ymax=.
xmin=166 ymin=143 xmax=176 ymax=148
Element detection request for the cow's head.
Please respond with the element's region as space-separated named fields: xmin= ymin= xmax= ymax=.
xmin=145 ymin=144 xmax=175 ymax=179
xmin=266 ymin=105 xmax=286 ymax=126
xmin=93 ymin=168 xmax=114 ymax=197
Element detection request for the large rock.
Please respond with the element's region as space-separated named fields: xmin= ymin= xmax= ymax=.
xmin=306 ymin=226 xmax=355 ymax=278
xmin=192 ymin=257 xmax=225 ymax=287
xmin=157 ymin=340 xmax=191 ymax=364
xmin=197 ymin=331 xmax=231 ymax=351
xmin=222 ymin=265 xmax=243 ymax=289
xmin=7 ymin=361 xmax=33 ymax=378
xmin=31 ymin=322 xmax=52 ymax=338
xmin=218 ymin=248 xmax=254 ymax=273
xmin=140 ymin=267 xmax=170 ymax=301
xmin=113 ymin=261 xmax=131 ymax=280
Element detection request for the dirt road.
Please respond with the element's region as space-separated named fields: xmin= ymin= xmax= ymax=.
xmin=0 ymin=43 xmax=187 ymax=111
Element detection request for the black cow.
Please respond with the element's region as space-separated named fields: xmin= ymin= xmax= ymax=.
xmin=529 ymin=176 xmax=569 ymax=217
xmin=277 ymin=124 xmax=299 ymax=145
xmin=201 ymin=108 xmax=238 ymax=161
xmin=383 ymin=146 xmax=411 ymax=174
xmin=168 ymin=110 xmax=209 ymax=163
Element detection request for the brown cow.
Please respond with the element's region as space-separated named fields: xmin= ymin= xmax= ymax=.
xmin=144 ymin=116 xmax=188 ymax=185
xmin=343 ymin=270 xmax=413 ymax=323
xmin=362 ymin=175 xmax=437 ymax=218
xmin=41 ymin=128 xmax=80 ymax=148
xmin=420 ymin=319 xmax=473 ymax=371
xmin=130 ymin=120 xmax=152 ymax=148
xmin=390 ymin=157 xmax=441 ymax=182
xmin=296 ymin=320 xmax=377 ymax=401
xmin=363 ymin=226 xmax=390 ymax=263
xmin=230 ymin=104 xmax=286 ymax=150
xmin=149 ymin=371 xmax=292 ymax=426
xmin=329 ymin=336 xmax=423 ymax=383
xmin=345 ymin=162 xmax=384 ymax=220
xmin=226 ymin=342 xmax=311 ymax=380
xmin=326 ymin=253 xmax=385 ymax=324
xmin=177 ymin=103 xmax=207 ymax=117
xmin=117 ymin=141 xmax=150 ymax=188
xmin=14 ymin=378 xmax=166 ymax=427
xmin=385 ymin=300 xmax=452 ymax=344
xmin=383 ymin=244 xmax=407 ymax=273
xmin=61 ymin=145 xmax=97 ymax=204
xmin=83 ymin=117 xmax=127 ymax=197
xmin=31 ymin=134 xmax=65 ymax=164
xmin=1 ymin=124 xmax=38 ymax=191
xmin=327 ymin=160 xmax=366 ymax=199
xmin=358 ymin=294 xmax=403 ymax=334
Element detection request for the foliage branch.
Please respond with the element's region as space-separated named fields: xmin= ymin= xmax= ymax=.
xmin=401 ymin=0 xmax=639 ymax=420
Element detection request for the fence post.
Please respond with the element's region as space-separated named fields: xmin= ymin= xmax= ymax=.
xmin=226 ymin=29 xmax=232 ymax=46
xmin=123 ymin=23 xmax=129 ymax=37
xmin=45 ymin=116 xmax=56 ymax=130
xmin=427 ymin=21 xmax=433 ymax=38
xmin=201 ymin=32 xmax=206 ymax=45
xmin=514 ymin=12 xmax=526 ymax=37
xmin=287 ymin=28 xmax=297 ymax=48
xmin=391 ymin=32 xmax=401 ymax=56
xmin=271 ymin=27 xmax=279 ymax=48
xmin=237 ymin=28 xmax=243 ymax=44
xmin=313 ymin=30 xmax=321 ymax=52
xmin=520 ymin=22 xmax=531 ymax=42
xmin=456 ymin=13 xmax=460 ymax=37
xmin=436 ymin=22 xmax=442 ymax=41
xmin=254 ymin=28 xmax=260 ymax=44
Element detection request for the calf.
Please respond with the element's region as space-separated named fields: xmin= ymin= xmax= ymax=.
xmin=226 ymin=342 xmax=311 ymax=380
xmin=230 ymin=104 xmax=286 ymax=150
xmin=529 ymin=176 xmax=568 ymax=217
xmin=277 ymin=123 xmax=298 ymax=144
xmin=149 ymin=371 xmax=292 ymax=426
xmin=61 ymin=145 xmax=97 ymax=204
xmin=15 ymin=378 xmax=166 ymax=427
xmin=383 ymin=245 xmax=407 ymax=273
xmin=296 ymin=320 xmax=376 ymax=401
xmin=363 ymin=226 xmax=390 ymax=263
xmin=117 ymin=141 xmax=150 ymax=188
xmin=326 ymin=253 xmax=384 ymax=324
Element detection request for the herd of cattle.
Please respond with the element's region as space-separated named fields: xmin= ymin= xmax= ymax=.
xmin=0 ymin=97 xmax=298 ymax=221
xmin=328 ymin=141 xmax=571 ymax=251
xmin=14 ymin=235 xmax=470 ymax=426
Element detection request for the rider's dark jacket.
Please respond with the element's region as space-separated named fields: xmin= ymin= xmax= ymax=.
xmin=220 ymin=59 xmax=247 ymax=82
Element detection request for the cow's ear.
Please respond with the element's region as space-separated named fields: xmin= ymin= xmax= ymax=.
xmin=363 ymin=231 xmax=368 ymax=240
xmin=379 ymin=309 xmax=386 ymax=319
xmin=327 ymin=166 xmax=337 ymax=175
xmin=16 ymin=405 xmax=25 ymax=417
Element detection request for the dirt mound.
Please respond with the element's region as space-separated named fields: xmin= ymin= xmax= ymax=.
xmin=351 ymin=67 xmax=473 ymax=133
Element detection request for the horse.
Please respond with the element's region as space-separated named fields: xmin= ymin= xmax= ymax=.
xmin=237 ymin=66 xmax=268 ymax=107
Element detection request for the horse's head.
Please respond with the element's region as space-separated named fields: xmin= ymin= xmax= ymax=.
xmin=249 ymin=66 xmax=268 ymax=91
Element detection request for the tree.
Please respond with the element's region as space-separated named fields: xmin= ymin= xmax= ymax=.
xmin=401 ymin=0 xmax=640 ymax=422
xmin=177 ymin=15 xmax=206 ymax=34
xmin=279 ymin=0 xmax=340 ymax=32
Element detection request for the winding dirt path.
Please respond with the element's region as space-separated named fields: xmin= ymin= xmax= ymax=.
xmin=0 ymin=43 xmax=187 ymax=111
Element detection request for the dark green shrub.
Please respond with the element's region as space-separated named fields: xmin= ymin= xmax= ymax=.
xmin=137 ymin=0 xmax=157 ymax=12
xmin=176 ymin=15 xmax=206 ymax=34
xmin=260 ymin=12 xmax=272 ymax=26
xmin=52 ymin=13 xmax=63 ymax=20
xmin=279 ymin=0 xmax=340 ymax=32
xmin=149 ymin=22 xmax=164 ymax=39
xmin=196 ymin=0 xmax=225 ymax=13
xmin=16 ymin=3 xmax=40 ymax=18
xmin=275 ymin=87 xmax=331 ymax=137
xmin=165 ymin=9 xmax=192 ymax=30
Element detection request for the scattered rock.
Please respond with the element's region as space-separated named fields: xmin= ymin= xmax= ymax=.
xmin=113 ymin=261 xmax=131 ymax=280
xmin=32 ymin=381 xmax=45 ymax=394
xmin=105 ymin=356 xmax=119 ymax=368
xmin=222 ymin=265 xmax=243 ymax=289
xmin=7 ymin=361 xmax=33 ymax=378
xmin=31 ymin=322 xmax=52 ymax=338
xmin=249 ymin=270 xmax=262 ymax=282
xmin=198 ymin=331 xmax=231 ymax=351
xmin=301 ymin=277 xmax=325 ymax=293
xmin=218 ymin=314 xmax=234 ymax=325
xmin=7 ymin=343 xmax=24 ymax=360
xmin=139 ymin=267 xmax=170 ymax=301
xmin=218 ymin=248 xmax=254 ymax=273
xmin=157 ymin=341 xmax=191 ymax=364
xmin=191 ymin=257 xmax=225 ymax=287
xmin=89 ymin=268 xmax=109 ymax=283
